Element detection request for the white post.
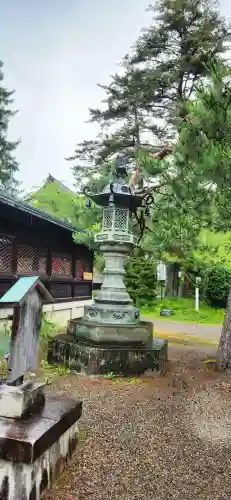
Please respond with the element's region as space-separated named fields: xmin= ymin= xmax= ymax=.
xmin=195 ymin=287 xmax=199 ymax=312
xmin=157 ymin=263 xmax=167 ymax=299
xmin=195 ymin=277 xmax=201 ymax=312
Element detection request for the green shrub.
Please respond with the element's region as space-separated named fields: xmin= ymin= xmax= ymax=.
xmin=125 ymin=255 xmax=157 ymax=306
xmin=40 ymin=313 xmax=56 ymax=340
xmin=204 ymin=265 xmax=231 ymax=308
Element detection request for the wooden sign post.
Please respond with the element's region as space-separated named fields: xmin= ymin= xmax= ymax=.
xmin=0 ymin=277 xmax=82 ymax=500
xmin=0 ymin=277 xmax=53 ymax=417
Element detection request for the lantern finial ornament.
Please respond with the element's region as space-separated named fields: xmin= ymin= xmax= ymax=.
xmin=115 ymin=156 xmax=127 ymax=181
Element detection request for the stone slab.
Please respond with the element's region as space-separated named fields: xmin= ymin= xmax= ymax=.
xmin=0 ymin=395 xmax=82 ymax=463
xmin=0 ymin=381 xmax=45 ymax=419
xmin=0 ymin=419 xmax=79 ymax=500
xmin=48 ymin=334 xmax=168 ymax=376
xmin=67 ymin=318 xmax=153 ymax=345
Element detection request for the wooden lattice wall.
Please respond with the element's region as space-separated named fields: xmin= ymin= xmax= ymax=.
xmin=0 ymin=233 xmax=93 ymax=302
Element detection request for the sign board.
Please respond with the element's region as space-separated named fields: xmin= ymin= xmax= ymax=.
xmin=0 ymin=277 xmax=53 ymax=384
xmin=157 ymin=263 xmax=167 ymax=282
xmin=7 ymin=290 xmax=42 ymax=383
xmin=83 ymin=272 xmax=93 ymax=280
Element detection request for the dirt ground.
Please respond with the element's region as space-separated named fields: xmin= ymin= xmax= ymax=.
xmin=42 ymin=344 xmax=231 ymax=500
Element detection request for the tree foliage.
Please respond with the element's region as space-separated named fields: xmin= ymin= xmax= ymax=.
xmin=130 ymin=0 xmax=230 ymax=129
xmin=27 ymin=180 xmax=102 ymax=253
xmin=175 ymin=61 xmax=231 ymax=225
xmin=125 ymin=252 xmax=157 ymax=306
xmin=168 ymin=60 xmax=231 ymax=368
xmin=190 ymin=230 xmax=231 ymax=271
xmin=68 ymin=0 xmax=230 ymax=191
xmin=135 ymin=148 xmax=211 ymax=263
xmin=135 ymin=62 xmax=231 ymax=267
xmin=204 ymin=265 xmax=231 ymax=308
xmin=27 ymin=180 xmax=101 ymax=229
xmin=0 ymin=61 xmax=20 ymax=194
xmin=27 ymin=182 xmax=78 ymax=224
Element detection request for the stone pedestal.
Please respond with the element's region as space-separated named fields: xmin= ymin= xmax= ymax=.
xmin=48 ymin=317 xmax=168 ymax=376
xmin=48 ymin=333 xmax=168 ymax=376
xmin=0 ymin=395 xmax=82 ymax=500
xmin=68 ymin=317 xmax=153 ymax=344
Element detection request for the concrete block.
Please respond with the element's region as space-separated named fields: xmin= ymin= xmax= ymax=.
xmin=0 ymin=382 xmax=45 ymax=419
xmin=0 ymin=395 xmax=82 ymax=499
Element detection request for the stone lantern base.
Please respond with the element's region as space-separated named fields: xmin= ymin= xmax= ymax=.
xmin=47 ymin=319 xmax=168 ymax=376
xmin=68 ymin=317 xmax=154 ymax=345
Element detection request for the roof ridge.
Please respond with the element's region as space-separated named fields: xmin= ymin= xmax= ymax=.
xmin=46 ymin=174 xmax=75 ymax=194
xmin=0 ymin=189 xmax=84 ymax=234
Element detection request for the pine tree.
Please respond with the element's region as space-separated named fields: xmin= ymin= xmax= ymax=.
xmin=67 ymin=62 xmax=168 ymax=189
xmin=68 ymin=0 xmax=230 ymax=190
xmin=0 ymin=60 xmax=20 ymax=194
xmin=174 ymin=61 xmax=231 ymax=221
xmin=130 ymin=0 xmax=231 ymax=131
xmin=173 ymin=61 xmax=231 ymax=369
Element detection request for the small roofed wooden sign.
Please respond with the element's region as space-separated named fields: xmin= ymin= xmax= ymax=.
xmin=0 ymin=277 xmax=53 ymax=385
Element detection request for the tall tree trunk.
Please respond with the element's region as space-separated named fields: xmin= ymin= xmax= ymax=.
xmin=217 ymin=285 xmax=231 ymax=370
xmin=178 ymin=278 xmax=184 ymax=298
xmin=166 ymin=264 xmax=174 ymax=296
xmin=173 ymin=263 xmax=179 ymax=297
xmin=134 ymin=106 xmax=141 ymax=147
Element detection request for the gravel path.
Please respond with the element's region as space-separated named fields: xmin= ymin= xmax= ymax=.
xmin=152 ymin=319 xmax=221 ymax=341
xmin=43 ymin=346 xmax=231 ymax=500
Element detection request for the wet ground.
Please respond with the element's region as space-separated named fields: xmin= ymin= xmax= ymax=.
xmin=42 ymin=344 xmax=231 ymax=500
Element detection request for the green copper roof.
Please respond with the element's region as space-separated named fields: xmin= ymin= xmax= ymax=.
xmin=0 ymin=276 xmax=54 ymax=305
xmin=0 ymin=189 xmax=84 ymax=234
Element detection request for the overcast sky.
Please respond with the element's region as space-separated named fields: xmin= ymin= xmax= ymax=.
xmin=1 ymin=0 xmax=231 ymax=191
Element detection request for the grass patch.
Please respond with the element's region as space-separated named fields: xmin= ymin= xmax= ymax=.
xmin=141 ymin=297 xmax=224 ymax=325
xmin=0 ymin=327 xmax=10 ymax=357
xmin=37 ymin=359 xmax=70 ymax=384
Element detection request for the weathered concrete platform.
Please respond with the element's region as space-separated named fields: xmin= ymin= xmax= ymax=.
xmin=48 ymin=333 xmax=168 ymax=376
xmin=0 ymin=395 xmax=82 ymax=500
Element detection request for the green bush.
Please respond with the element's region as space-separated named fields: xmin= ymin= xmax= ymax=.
xmin=204 ymin=265 xmax=231 ymax=308
xmin=125 ymin=255 xmax=157 ymax=306
xmin=40 ymin=312 xmax=56 ymax=340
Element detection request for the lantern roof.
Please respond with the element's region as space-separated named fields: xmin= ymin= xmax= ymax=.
xmin=84 ymin=157 xmax=143 ymax=211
